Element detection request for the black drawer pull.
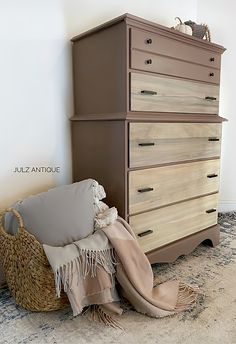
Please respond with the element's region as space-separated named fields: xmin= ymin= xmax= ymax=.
xmin=210 ymin=57 xmax=215 ymax=62
xmin=146 ymin=38 xmax=152 ymax=44
xmin=209 ymin=72 xmax=214 ymax=77
xmin=207 ymin=173 xmax=218 ymax=178
xmin=205 ymin=96 xmax=217 ymax=101
xmin=139 ymin=142 xmax=155 ymax=147
xmin=206 ymin=208 xmax=216 ymax=214
xmin=208 ymin=137 xmax=220 ymax=142
xmin=145 ymin=59 xmax=152 ymax=65
xmin=138 ymin=230 xmax=153 ymax=237
xmin=138 ymin=187 xmax=154 ymax=193
xmin=141 ymin=90 xmax=157 ymax=95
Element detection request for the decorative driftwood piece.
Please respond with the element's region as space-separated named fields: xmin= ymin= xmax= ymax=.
xmin=184 ymin=20 xmax=211 ymax=41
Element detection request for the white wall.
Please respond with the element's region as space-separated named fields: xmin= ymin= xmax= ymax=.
xmin=197 ymin=0 xmax=236 ymax=211
xmin=0 ymin=0 xmax=198 ymax=209
xmin=63 ymin=0 xmax=197 ymax=37
xmin=0 ymin=1 xmax=73 ymax=210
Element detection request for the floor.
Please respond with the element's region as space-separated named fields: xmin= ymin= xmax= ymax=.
xmin=0 ymin=212 xmax=236 ymax=344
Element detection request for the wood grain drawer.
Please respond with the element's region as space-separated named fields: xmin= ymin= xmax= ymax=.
xmin=129 ymin=193 xmax=218 ymax=253
xmin=130 ymin=28 xmax=221 ymax=69
xmin=129 ymin=122 xmax=221 ymax=168
xmin=129 ymin=159 xmax=220 ymax=215
xmin=131 ymin=50 xmax=220 ymax=84
xmin=130 ymin=72 xmax=219 ymax=114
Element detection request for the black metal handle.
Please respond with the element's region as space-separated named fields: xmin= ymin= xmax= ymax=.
xmin=141 ymin=90 xmax=157 ymax=95
xmin=207 ymin=173 xmax=218 ymax=178
xmin=205 ymin=96 xmax=217 ymax=101
xmin=208 ymin=137 xmax=220 ymax=142
xmin=206 ymin=208 xmax=216 ymax=214
xmin=138 ymin=230 xmax=153 ymax=237
xmin=210 ymin=57 xmax=215 ymax=62
xmin=145 ymin=59 xmax=152 ymax=65
xmin=138 ymin=187 xmax=154 ymax=193
xmin=138 ymin=142 xmax=155 ymax=147
xmin=146 ymin=38 xmax=152 ymax=44
xmin=209 ymin=72 xmax=214 ymax=77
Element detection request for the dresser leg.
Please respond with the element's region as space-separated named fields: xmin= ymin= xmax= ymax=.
xmin=146 ymin=224 xmax=220 ymax=264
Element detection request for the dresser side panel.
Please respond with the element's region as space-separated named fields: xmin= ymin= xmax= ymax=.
xmin=71 ymin=120 xmax=127 ymax=218
xmin=72 ymin=22 xmax=127 ymax=116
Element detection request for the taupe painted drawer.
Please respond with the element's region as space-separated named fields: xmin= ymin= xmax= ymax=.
xmin=130 ymin=72 xmax=219 ymax=114
xmin=131 ymin=50 xmax=220 ymax=84
xmin=130 ymin=28 xmax=221 ymax=69
xmin=129 ymin=193 xmax=218 ymax=253
xmin=129 ymin=122 xmax=222 ymax=168
xmin=129 ymin=159 xmax=220 ymax=215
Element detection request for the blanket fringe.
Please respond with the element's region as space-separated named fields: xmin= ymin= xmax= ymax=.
xmin=92 ymin=180 xmax=107 ymax=214
xmin=55 ymin=247 xmax=117 ymax=297
xmin=94 ymin=207 xmax=118 ymax=229
xmin=174 ymin=282 xmax=202 ymax=311
xmin=90 ymin=305 xmax=123 ymax=330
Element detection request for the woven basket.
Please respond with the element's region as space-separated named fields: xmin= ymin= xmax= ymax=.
xmin=0 ymin=208 xmax=69 ymax=311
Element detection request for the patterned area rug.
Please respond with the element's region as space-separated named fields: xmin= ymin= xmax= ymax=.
xmin=0 ymin=212 xmax=236 ymax=344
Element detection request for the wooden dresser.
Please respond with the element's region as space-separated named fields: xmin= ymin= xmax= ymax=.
xmin=71 ymin=13 xmax=226 ymax=263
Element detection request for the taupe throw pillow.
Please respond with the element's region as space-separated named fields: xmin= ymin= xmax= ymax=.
xmin=5 ymin=179 xmax=106 ymax=246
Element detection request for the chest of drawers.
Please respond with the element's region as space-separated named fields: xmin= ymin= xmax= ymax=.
xmin=71 ymin=13 xmax=226 ymax=263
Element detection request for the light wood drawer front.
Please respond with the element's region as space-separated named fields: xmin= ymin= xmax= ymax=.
xmin=130 ymin=28 xmax=221 ymax=69
xmin=131 ymin=50 xmax=220 ymax=84
xmin=130 ymin=72 xmax=219 ymax=114
xmin=129 ymin=123 xmax=222 ymax=168
xmin=129 ymin=193 xmax=218 ymax=253
xmin=129 ymin=159 xmax=220 ymax=215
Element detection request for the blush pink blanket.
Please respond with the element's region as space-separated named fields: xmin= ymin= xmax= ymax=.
xmin=44 ymin=216 xmax=200 ymax=327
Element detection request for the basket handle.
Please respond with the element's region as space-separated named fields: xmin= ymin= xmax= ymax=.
xmin=1 ymin=208 xmax=24 ymax=234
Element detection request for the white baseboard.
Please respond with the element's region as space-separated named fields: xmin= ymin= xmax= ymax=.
xmin=219 ymin=201 xmax=236 ymax=212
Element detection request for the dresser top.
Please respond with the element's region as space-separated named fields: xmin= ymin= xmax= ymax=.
xmin=71 ymin=13 xmax=225 ymax=53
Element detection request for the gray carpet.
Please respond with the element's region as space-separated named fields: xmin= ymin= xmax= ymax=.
xmin=0 ymin=212 xmax=236 ymax=344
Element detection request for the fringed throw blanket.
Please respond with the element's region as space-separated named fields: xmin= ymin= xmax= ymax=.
xmin=44 ymin=212 xmax=200 ymax=327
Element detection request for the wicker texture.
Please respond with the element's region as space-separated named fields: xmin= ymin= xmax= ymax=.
xmin=0 ymin=208 xmax=69 ymax=311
